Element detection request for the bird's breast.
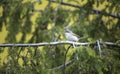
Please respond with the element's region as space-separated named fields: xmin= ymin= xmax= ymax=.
xmin=65 ymin=33 xmax=79 ymax=42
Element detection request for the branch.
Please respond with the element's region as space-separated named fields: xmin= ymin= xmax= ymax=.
xmin=63 ymin=45 xmax=72 ymax=74
xmin=49 ymin=60 xmax=73 ymax=71
xmin=49 ymin=0 xmax=120 ymax=19
xmin=102 ymin=42 xmax=120 ymax=48
xmin=0 ymin=41 xmax=119 ymax=47
xmin=0 ymin=41 xmax=92 ymax=47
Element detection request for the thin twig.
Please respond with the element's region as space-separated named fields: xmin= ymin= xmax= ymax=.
xmin=17 ymin=47 xmax=23 ymax=62
xmin=97 ymin=40 xmax=102 ymax=57
xmin=49 ymin=60 xmax=73 ymax=71
xmin=33 ymin=47 xmax=38 ymax=57
xmin=63 ymin=45 xmax=72 ymax=74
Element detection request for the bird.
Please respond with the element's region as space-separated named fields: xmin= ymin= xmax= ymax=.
xmin=65 ymin=29 xmax=79 ymax=42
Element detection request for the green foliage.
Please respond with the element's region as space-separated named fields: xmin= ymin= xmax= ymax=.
xmin=0 ymin=0 xmax=120 ymax=74
xmin=65 ymin=46 xmax=120 ymax=74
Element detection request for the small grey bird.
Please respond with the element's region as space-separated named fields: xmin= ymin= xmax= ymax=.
xmin=65 ymin=29 xmax=79 ymax=42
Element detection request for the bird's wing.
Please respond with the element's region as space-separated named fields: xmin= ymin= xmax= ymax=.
xmin=71 ymin=32 xmax=80 ymax=38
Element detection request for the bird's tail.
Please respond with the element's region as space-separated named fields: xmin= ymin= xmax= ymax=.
xmin=78 ymin=36 xmax=88 ymax=40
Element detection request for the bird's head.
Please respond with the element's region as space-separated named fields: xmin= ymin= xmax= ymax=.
xmin=65 ymin=29 xmax=72 ymax=33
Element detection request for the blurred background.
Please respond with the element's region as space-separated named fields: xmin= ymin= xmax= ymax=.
xmin=0 ymin=0 xmax=120 ymax=74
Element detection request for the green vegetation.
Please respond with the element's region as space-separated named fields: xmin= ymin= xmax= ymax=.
xmin=0 ymin=0 xmax=120 ymax=74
